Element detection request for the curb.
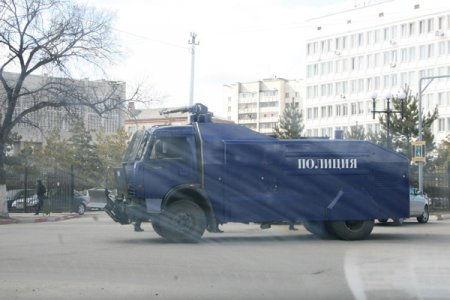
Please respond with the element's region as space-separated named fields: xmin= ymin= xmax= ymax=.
xmin=0 ymin=218 xmax=18 ymax=225
xmin=0 ymin=213 xmax=80 ymax=225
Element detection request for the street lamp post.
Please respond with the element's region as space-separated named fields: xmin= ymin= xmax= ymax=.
xmin=370 ymin=90 xmax=406 ymax=149
xmin=417 ymin=75 xmax=450 ymax=192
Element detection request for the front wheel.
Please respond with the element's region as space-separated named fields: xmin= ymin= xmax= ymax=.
xmin=417 ymin=206 xmax=429 ymax=223
xmin=77 ymin=204 xmax=86 ymax=215
xmin=161 ymin=200 xmax=207 ymax=243
xmin=329 ymin=220 xmax=374 ymax=240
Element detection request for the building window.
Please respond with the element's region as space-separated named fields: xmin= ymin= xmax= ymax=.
xmin=358 ymin=33 xmax=363 ymax=47
xmin=351 ymin=103 xmax=357 ymax=115
xmin=409 ymin=22 xmax=415 ymax=36
xmin=307 ymin=108 xmax=312 ymax=119
xmin=438 ymin=16 xmax=445 ymax=30
xmin=358 ymin=102 xmax=364 ymax=114
xmin=409 ymin=46 xmax=416 ymax=61
xmin=419 ymin=45 xmax=426 ymax=60
xmin=383 ymin=27 xmax=389 ymax=41
xmin=438 ymin=41 xmax=446 ymax=56
xmin=428 ymin=18 xmax=434 ymax=33
xmin=336 ymin=104 xmax=341 ymax=117
xmin=438 ymin=92 xmax=445 ymax=106
xmin=391 ymin=25 xmax=397 ymax=39
xmin=438 ymin=118 xmax=445 ymax=131
xmin=419 ymin=20 xmax=425 ymax=34
xmin=400 ymin=24 xmax=407 ymax=37
xmin=427 ymin=44 xmax=434 ymax=58
xmin=342 ymin=104 xmax=348 ymax=116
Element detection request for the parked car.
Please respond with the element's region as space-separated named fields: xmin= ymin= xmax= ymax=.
xmin=6 ymin=189 xmax=36 ymax=211
xmin=86 ymin=188 xmax=107 ymax=211
xmin=10 ymin=193 xmax=38 ymax=210
xmin=73 ymin=191 xmax=90 ymax=215
xmin=11 ymin=190 xmax=90 ymax=215
xmin=378 ymin=187 xmax=430 ymax=225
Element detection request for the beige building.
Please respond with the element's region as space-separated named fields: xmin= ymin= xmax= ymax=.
xmin=125 ymin=105 xmax=233 ymax=135
xmin=1 ymin=72 xmax=125 ymax=154
xmin=223 ymin=78 xmax=303 ymax=135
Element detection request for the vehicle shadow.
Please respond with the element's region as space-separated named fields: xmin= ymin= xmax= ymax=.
xmin=109 ymin=227 xmax=450 ymax=246
xmin=104 ymin=218 xmax=449 ymax=245
xmin=116 ymin=234 xmax=313 ymax=245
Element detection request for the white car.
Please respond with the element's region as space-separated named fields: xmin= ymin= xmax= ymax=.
xmin=11 ymin=194 xmax=39 ymax=210
xmin=378 ymin=188 xmax=430 ymax=225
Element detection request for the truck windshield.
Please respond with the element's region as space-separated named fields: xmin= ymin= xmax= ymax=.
xmin=123 ymin=129 xmax=149 ymax=163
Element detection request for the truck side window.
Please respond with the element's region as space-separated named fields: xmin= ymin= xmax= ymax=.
xmin=149 ymin=137 xmax=188 ymax=160
xmin=135 ymin=134 xmax=149 ymax=160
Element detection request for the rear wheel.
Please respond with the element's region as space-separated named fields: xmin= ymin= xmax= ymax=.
xmin=417 ymin=206 xmax=429 ymax=223
xmin=329 ymin=220 xmax=374 ymax=240
xmin=303 ymin=221 xmax=335 ymax=238
xmin=159 ymin=200 xmax=207 ymax=243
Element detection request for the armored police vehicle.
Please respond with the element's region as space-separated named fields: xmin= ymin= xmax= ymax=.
xmin=105 ymin=104 xmax=409 ymax=241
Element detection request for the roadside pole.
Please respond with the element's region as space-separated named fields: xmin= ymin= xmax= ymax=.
xmin=418 ymin=75 xmax=450 ymax=192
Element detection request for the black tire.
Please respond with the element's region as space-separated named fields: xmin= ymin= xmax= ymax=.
xmin=160 ymin=200 xmax=207 ymax=243
xmin=329 ymin=220 xmax=374 ymax=240
xmin=152 ymin=220 xmax=169 ymax=239
xmin=77 ymin=204 xmax=86 ymax=215
xmin=393 ymin=218 xmax=404 ymax=226
xmin=417 ymin=206 xmax=429 ymax=223
xmin=378 ymin=219 xmax=388 ymax=223
xmin=303 ymin=221 xmax=335 ymax=238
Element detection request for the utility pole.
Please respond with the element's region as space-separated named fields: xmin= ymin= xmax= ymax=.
xmin=188 ymin=32 xmax=199 ymax=107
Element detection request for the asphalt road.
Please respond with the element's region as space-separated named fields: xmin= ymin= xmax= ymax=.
xmin=1 ymin=212 xmax=450 ymax=300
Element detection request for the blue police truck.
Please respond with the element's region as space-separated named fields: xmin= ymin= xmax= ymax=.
xmin=105 ymin=104 xmax=409 ymax=241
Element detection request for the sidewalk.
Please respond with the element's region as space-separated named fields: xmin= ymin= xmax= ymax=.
xmin=0 ymin=212 xmax=81 ymax=225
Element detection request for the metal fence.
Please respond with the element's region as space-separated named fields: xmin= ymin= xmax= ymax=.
xmin=6 ymin=167 xmax=75 ymax=213
xmin=423 ymin=163 xmax=450 ymax=211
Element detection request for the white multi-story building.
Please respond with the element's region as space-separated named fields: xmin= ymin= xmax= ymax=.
xmin=304 ymin=0 xmax=450 ymax=142
xmin=223 ymin=78 xmax=303 ymax=135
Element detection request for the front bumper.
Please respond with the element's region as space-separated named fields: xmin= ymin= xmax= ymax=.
xmin=104 ymin=189 xmax=153 ymax=224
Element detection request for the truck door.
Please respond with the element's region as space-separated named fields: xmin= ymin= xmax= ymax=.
xmin=139 ymin=134 xmax=197 ymax=211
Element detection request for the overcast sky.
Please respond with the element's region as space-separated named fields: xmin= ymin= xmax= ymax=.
xmin=84 ymin=0 xmax=351 ymax=116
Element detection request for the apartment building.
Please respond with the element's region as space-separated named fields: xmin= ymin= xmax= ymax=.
xmin=1 ymin=72 xmax=125 ymax=153
xmin=304 ymin=0 xmax=450 ymax=141
xmin=223 ymin=78 xmax=303 ymax=135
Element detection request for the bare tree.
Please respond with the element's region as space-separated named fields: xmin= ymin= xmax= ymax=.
xmin=0 ymin=0 xmax=131 ymax=217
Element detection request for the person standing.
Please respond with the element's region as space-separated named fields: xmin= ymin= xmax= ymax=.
xmin=35 ymin=180 xmax=46 ymax=215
